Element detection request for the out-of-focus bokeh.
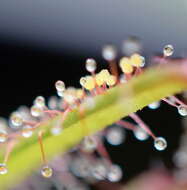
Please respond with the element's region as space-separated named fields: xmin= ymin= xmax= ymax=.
xmin=0 ymin=0 xmax=187 ymax=56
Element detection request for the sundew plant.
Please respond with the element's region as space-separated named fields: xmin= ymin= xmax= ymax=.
xmin=0 ymin=43 xmax=187 ymax=189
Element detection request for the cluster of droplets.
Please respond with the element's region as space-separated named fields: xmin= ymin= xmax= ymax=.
xmin=0 ymin=42 xmax=187 ymax=190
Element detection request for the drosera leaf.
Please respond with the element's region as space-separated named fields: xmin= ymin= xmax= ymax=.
xmin=0 ymin=63 xmax=187 ymax=189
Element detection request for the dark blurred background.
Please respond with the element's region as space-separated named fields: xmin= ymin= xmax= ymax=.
xmin=0 ymin=0 xmax=186 ymax=186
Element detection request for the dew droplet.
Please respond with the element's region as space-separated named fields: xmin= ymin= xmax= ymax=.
xmin=163 ymin=44 xmax=174 ymax=57
xmin=134 ymin=127 xmax=149 ymax=141
xmin=55 ymin=80 xmax=65 ymax=92
xmin=107 ymin=164 xmax=122 ymax=182
xmin=178 ymin=105 xmax=187 ymax=116
xmin=102 ymin=45 xmax=117 ymax=61
xmin=30 ymin=105 xmax=43 ymax=117
xmin=22 ymin=125 xmax=33 ymax=138
xmin=41 ymin=166 xmax=53 ymax=178
xmin=148 ymin=101 xmax=161 ymax=109
xmin=0 ymin=163 xmax=8 ymax=175
xmin=0 ymin=130 xmax=8 ymax=143
xmin=10 ymin=112 xmax=23 ymax=127
xmin=86 ymin=58 xmax=96 ymax=73
xmin=106 ymin=127 xmax=125 ymax=146
xmin=34 ymin=96 xmax=45 ymax=108
xmin=154 ymin=137 xmax=167 ymax=151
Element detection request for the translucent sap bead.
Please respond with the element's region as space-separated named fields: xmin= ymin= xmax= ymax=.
xmin=10 ymin=112 xmax=23 ymax=127
xmin=55 ymin=80 xmax=65 ymax=92
xmin=92 ymin=163 xmax=107 ymax=180
xmin=17 ymin=106 xmax=31 ymax=120
xmin=163 ymin=44 xmax=174 ymax=57
xmin=31 ymin=105 xmax=43 ymax=117
xmin=86 ymin=58 xmax=96 ymax=73
xmin=41 ymin=166 xmax=53 ymax=178
xmin=134 ymin=127 xmax=149 ymax=141
xmin=0 ymin=163 xmax=8 ymax=175
xmin=0 ymin=130 xmax=8 ymax=143
xmin=34 ymin=96 xmax=45 ymax=108
xmin=178 ymin=105 xmax=187 ymax=116
xmin=22 ymin=125 xmax=33 ymax=138
xmin=102 ymin=45 xmax=117 ymax=61
xmin=48 ymin=96 xmax=59 ymax=109
xmin=154 ymin=137 xmax=167 ymax=151
xmin=51 ymin=127 xmax=62 ymax=136
xmin=57 ymin=90 xmax=64 ymax=97
xmin=106 ymin=127 xmax=125 ymax=146
xmin=148 ymin=101 xmax=161 ymax=109
xmin=82 ymin=136 xmax=97 ymax=152
xmin=107 ymin=165 xmax=122 ymax=182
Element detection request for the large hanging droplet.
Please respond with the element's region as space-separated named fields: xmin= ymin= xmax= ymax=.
xmin=41 ymin=166 xmax=53 ymax=178
xmin=154 ymin=137 xmax=167 ymax=151
xmin=0 ymin=163 xmax=8 ymax=175
xmin=22 ymin=125 xmax=33 ymax=138
xmin=178 ymin=105 xmax=187 ymax=116
xmin=163 ymin=45 xmax=174 ymax=57
xmin=134 ymin=127 xmax=149 ymax=141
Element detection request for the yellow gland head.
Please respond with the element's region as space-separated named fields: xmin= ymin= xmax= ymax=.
xmin=119 ymin=57 xmax=133 ymax=74
xmin=130 ymin=53 xmax=142 ymax=67
xmin=95 ymin=73 xmax=104 ymax=86
xmin=106 ymin=75 xmax=117 ymax=86
xmin=80 ymin=77 xmax=87 ymax=87
xmin=99 ymin=69 xmax=110 ymax=81
xmin=76 ymin=89 xmax=84 ymax=99
xmin=84 ymin=76 xmax=95 ymax=90
xmin=95 ymin=69 xmax=110 ymax=86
